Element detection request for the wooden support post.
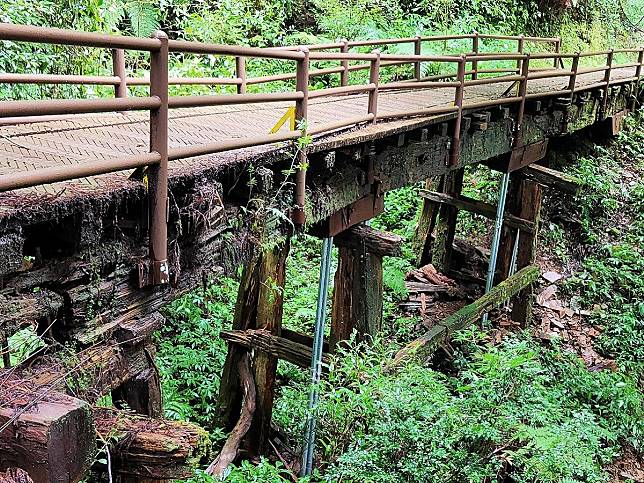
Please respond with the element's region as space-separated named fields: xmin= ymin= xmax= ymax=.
xmin=112 ymin=362 xmax=162 ymax=418
xmin=331 ymin=246 xmax=383 ymax=349
xmin=510 ymin=178 xmax=543 ymax=326
xmin=330 ymin=224 xmax=401 ymax=349
xmin=414 ymin=177 xmax=441 ymax=266
xmin=217 ymin=237 xmax=290 ymax=456
xmin=431 ymin=168 xmax=464 ymax=274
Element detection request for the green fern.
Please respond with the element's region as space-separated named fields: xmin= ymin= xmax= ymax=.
xmin=126 ymin=0 xmax=160 ymax=37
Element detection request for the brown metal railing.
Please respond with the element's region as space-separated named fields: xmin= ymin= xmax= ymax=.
xmin=0 ymin=23 xmax=642 ymax=285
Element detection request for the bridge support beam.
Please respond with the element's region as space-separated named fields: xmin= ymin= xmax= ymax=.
xmin=430 ymin=168 xmax=464 ymax=274
xmin=330 ymin=224 xmax=402 ymax=349
xmin=497 ymin=171 xmax=543 ymax=327
xmin=414 ymin=176 xmax=441 ymax=266
xmin=217 ymin=236 xmax=290 ymax=456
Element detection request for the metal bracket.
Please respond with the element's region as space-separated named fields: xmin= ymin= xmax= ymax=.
xmin=137 ymin=258 xmax=170 ymax=288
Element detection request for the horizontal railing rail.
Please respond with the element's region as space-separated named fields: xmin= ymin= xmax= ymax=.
xmin=1 ymin=22 xmax=643 ymax=285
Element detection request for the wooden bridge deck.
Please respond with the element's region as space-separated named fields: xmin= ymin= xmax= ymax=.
xmin=0 ymin=66 xmax=635 ymax=220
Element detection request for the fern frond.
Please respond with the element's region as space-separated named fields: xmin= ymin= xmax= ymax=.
xmin=126 ymin=0 xmax=160 ymax=37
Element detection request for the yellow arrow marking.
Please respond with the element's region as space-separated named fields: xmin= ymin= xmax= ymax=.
xmin=269 ymin=106 xmax=296 ymax=134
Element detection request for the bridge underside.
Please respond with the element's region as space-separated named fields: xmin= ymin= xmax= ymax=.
xmin=0 ymin=68 xmax=638 ymax=481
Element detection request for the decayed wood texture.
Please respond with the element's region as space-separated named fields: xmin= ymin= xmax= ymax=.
xmin=523 ymin=164 xmax=581 ymax=194
xmin=0 ymin=380 xmax=95 ymax=483
xmin=331 ymin=244 xmax=383 ymax=350
xmin=419 ymin=190 xmax=535 ymax=233
xmin=392 ymin=265 xmax=540 ymax=366
xmin=217 ymin=238 xmax=289 ymax=455
xmin=431 ymin=169 xmax=464 ymax=274
xmin=0 ymin=468 xmax=34 ymax=483
xmin=94 ymin=407 xmax=209 ymax=481
xmin=334 ymin=224 xmax=403 ymax=257
xmin=415 ymin=177 xmax=442 ymax=265
xmin=220 ymin=329 xmax=328 ymax=368
xmin=206 ymin=354 xmax=255 ymax=477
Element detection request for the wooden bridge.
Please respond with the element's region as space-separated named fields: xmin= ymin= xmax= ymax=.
xmin=0 ymin=23 xmax=641 ymax=482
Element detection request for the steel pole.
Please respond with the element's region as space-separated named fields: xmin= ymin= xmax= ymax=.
xmin=302 ymin=236 xmax=334 ymax=476
xmin=482 ymin=172 xmax=510 ymax=323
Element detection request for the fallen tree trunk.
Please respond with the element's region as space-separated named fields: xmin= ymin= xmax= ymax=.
xmin=94 ymin=407 xmax=210 ymax=481
xmin=206 ymin=353 xmax=256 ymax=477
xmin=392 ymin=265 xmax=540 ymax=366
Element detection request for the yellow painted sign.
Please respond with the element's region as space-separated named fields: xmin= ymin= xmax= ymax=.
xmin=269 ymin=106 xmax=296 ymax=133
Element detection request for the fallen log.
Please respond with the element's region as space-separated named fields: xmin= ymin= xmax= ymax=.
xmin=419 ymin=190 xmax=535 ymax=233
xmin=220 ymin=329 xmax=327 ymax=368
xmin=333 ymin=224 xmax=403 ymax=257
xmin=523 ymin=164 xmax=581 ymax=195
xmin=206 ymin=353 xmax=255 ymax=477
xmin=0 ymin=377 xmax=95 ymax=483
xmin=392 ymin=265 xmax=540 ymax=366
xmin=94 ymin=407 xmax=210 ymax=481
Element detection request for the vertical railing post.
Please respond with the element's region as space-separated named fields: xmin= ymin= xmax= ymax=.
xmin=368 ymin=50 xmax=381 ymax=123
xmin=236 ymin=56 xmax=247 ymax=94
xmin=568 ymin=51 xmax=580 ymax=101
xmin=449 ymin=55 xmax=466 ymax=166
xmin=516 ymin=34 xmax=525 ymax=74
xmin=293 ymin=47 xmax=310 ymax=226
xmin=148 ymin=31 xmax=169 ymax=285
xmin=471 ymin=32 xmax=479 ymax=80
xmin=414 ymin=35 xmax=422 ymax=81
xmin=602 ymin=49 xmax=614 ymax=118
xmin=554 ymin=37 xmax=562 ymax=68
xmin=340 ymin=40 xmax=350 ymax=87
xmin=514 ymin=54 xmax=530 ymax=150
xmin=632 ymin=48 xmax=644 ymax=110
xmin=111 ymin=48 xmax=127 ymax=99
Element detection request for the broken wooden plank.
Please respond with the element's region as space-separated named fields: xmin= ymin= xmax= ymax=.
xmin=523 ymin=164 xmax=581 ymax=195
xmin=419 ymin=190 xmax=535 ymax=233
xmin=220 ymin=329 xmax=326 ymax=369
xmin=94 ymin=407 xmax=209 ymax=481
xmin=0 ymin=378 xmax=95 ymax=483
xmin=392 ymin=265 xmax=540 ymax=366
xmin=333 ymin=224 xmax=403 ymax=257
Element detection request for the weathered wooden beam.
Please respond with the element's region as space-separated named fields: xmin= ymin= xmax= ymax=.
xmin=419 ymin=190 xmax=535 ymax=233
xmin=0 ymin=290 xmax=63 ymax=338
xmin=392 ymin=265 xmax=539 ymax=366
xmin=217 ymin=237 xmax=289 ymax=456
xmin=94 ymin=407 xmax=209 ymax=481
xmin=0 ymin=379 xmax=95 ymax=483
xmin=334 ymin=224 xmax=403 ymax=257
xmin=331 ymin=240 xmax=383 ymax=350
xmin=221 ymin=329 xmax=326 ymax=368
xmin=281 ymin=327 xmax=329 ymax=353
xmin=414 ymin=177 xmax=441 ymax=266
xmin=431 ymin=169 xmax=464 ymax=274
xmin=523 ymin=164 xmax=581 ymax=195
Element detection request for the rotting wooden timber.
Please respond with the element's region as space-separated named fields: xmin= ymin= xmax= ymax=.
xmin=0 ymin=380 xmax=95 ymax=483
xmin=333 ymin=224 xmax=403 ymax=257
xmin=206 ymin=354 xmax=255 ymax=477
xmin=0 ymin=468 xmax=34 ymax=483
xmin=220 ymin=329 xmax=325 ymax=368
xmin=523 ymin=164 xmax=581 ymax=195
xmin=94 ymin=407 xmax=210 ymax=481
xmin=392 ymin=265 xmax=540 ymax=366
xmin=419 ymin=190 xmax=536 ymax=233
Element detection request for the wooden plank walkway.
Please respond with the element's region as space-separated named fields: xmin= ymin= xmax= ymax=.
xmin=0 ymin=66 xmax=635 ymax=219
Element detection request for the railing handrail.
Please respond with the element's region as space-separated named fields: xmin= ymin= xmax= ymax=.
xmin=1 ymin=22 xmax=643 ymax=286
